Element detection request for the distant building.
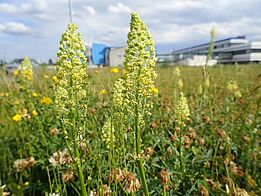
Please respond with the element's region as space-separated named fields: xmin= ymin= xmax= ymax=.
xmin=177 ymin=55 xmax=217 ymax=66
xmin=173 ymin=36 xmax=261 ymax=64
xmin=91 ymin=43 xmax=107 ymax=65
xmin=106 ymin=47 xmax=125 ymax=67
xmin=157 ymin=54 xmax=174 ymax=63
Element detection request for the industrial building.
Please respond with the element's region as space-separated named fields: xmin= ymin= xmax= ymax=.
xmin=173 ymin=36 xmax=261 ymax=65
xmin=90 ymin=43 xmax=125 ymax=67
xmin=105 ymin=47 xmax=125 ymax=67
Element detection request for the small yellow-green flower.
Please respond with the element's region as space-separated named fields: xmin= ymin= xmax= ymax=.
xmin=13 ymin=69 xmax=19 ymax=76
xmin=227 ymin=80 xmax=238 ymax=92
xmin=234 ymin=90 xmax=242 ymax=98
xmin=100 ymin=89 xmax=107 ymax=95
xmin=173 ymin=67 xmax=180 ymax=78
xmin=175 ymin=92 xmax=190 ymax=126
xmin=40 ymin=97 xmax=52 ymax=105
xmin=32 ymin=92 xmax=38 ymax=98
xmin=204 ymin=78 xmax=210 ymax=88
xmin=32 ymin=109 xmax=38 ymax=116
xmin=12 ymin=114 xmax=22 ymax=122
xmin=178 ymin=79 xmax=183 ymax=90
xmin=111 ymin=67 xmax=119 ymax=74
xmin=24 ymin=182 xmax=29 ymax=186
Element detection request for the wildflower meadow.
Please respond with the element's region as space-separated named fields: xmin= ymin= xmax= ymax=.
xmin=0 ymin=13 xmax=260 ymax=196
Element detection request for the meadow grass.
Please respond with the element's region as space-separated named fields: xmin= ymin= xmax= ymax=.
xmin=0 ymin=63 xmax=260 ymax=195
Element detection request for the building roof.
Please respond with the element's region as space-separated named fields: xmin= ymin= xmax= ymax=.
xmin=174 ymin=36 xmax=247 ymax=53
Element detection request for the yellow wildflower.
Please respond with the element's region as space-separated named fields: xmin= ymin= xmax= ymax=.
xmin=100 ymin=89 xmax=107 ymax=95
xmin=52 ymin=75 xmax=59 ymax=84
xmin=40 ymin=96 xmax=52 ymax=105
xmin=94 ymin=69 xmax=100 ymax=74
xmin=24 ymin=182 xmax=29 ymax=186
xmin=234 ymin=90 xmax=242 ymax=98
xmin=111 ymin=67 xmax=119 ymax=74
xmin=227 ymin=80 xmax=238 ymax=92
xmin=13 ymin=69 xmax=19 ymax=76
xmin=149 ymin=87 xmax=158 ymax=94
xmin=32 ymin=92 xmax=38 ymax=98
xmin=12 ymin=114 xmax=22 ymax=122
xmin=32 ymin=109 xmax=38 ymax=116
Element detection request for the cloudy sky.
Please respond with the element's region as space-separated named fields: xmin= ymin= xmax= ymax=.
xmin=0 ymin=0 xmax=261 ymax=62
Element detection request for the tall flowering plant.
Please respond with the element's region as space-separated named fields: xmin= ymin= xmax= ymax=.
xmin=111 ymin=12 xmax=157 ymax=195
xmin=55 ymin=23 xmax=88 ymax=196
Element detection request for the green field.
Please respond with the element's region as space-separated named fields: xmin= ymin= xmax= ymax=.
xmin=0 ymin=63 xmax=260 ymax=195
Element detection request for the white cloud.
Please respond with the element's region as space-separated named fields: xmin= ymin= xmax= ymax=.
xmin=108 ymin=3 xmax=131 ymax=14
xmin=0 ymin=3 xmax=17 ymax=13
xmin=83 ymin=6 xmax=96 ymax=15
xmin=0 ymin=0 xmax=48 ymax=14
xmin=0 ymin=22 xmax=30 ymax=35
xmin=1 ymin=0 xmax=261 ymax=61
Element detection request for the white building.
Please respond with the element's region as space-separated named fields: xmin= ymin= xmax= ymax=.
xmin=105 ymin=47 xmax=125 ymax=67
xmin=177 ymin=55 xmax=217 ymax=66
xmin=173 ymin=36 xmax=261 ymax=64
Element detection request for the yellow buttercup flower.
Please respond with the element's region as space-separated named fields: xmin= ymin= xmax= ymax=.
xmin=52 ymin=75 xmax=59 ymax=84
xmin=111 ymin=67 xmax=119 ymax=74
xmin=13 ymin=69 xmax=19 ymax=76
xmin=32 ymin=109 xmax=38 ymax=116
xmin=149 ymin=87 xmax=158 ymax=94
xmin=32 ymin=92 xmax=38 ymax=98
xmin=12 ymin=114 xmax=22 ymax=122
xmin=40 ymin=96 xmax=52 ymax=106
xmin=100 ymin=89 xmax=107 ymax=95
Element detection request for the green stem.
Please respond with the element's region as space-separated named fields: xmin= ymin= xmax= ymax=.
xmin=135 ymin=103 xmax=149 ymax=196
xmin=72 ymin=116 xmax=87 ymax=196
xmin=163 ymin=184 xmax=166 ymax=196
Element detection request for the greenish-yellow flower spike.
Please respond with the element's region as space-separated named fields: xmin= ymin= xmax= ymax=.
xmin=55 ymin=23 xmax=87 ymax=115
xmin=124 ymin=12 xmax=157 ymax=72
xmin=113 ymin=12 xmax=157 ymax=120
xmin=175 ymin=92 xmax=190 ymax=126
xmin=21 ymin=56 xmax=33 ymax=81
xmin=101 ymin=119 xmax=115 ymax=149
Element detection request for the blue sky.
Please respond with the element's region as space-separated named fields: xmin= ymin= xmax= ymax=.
xmin=0 ymin=0 xmax=261 ymax=62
